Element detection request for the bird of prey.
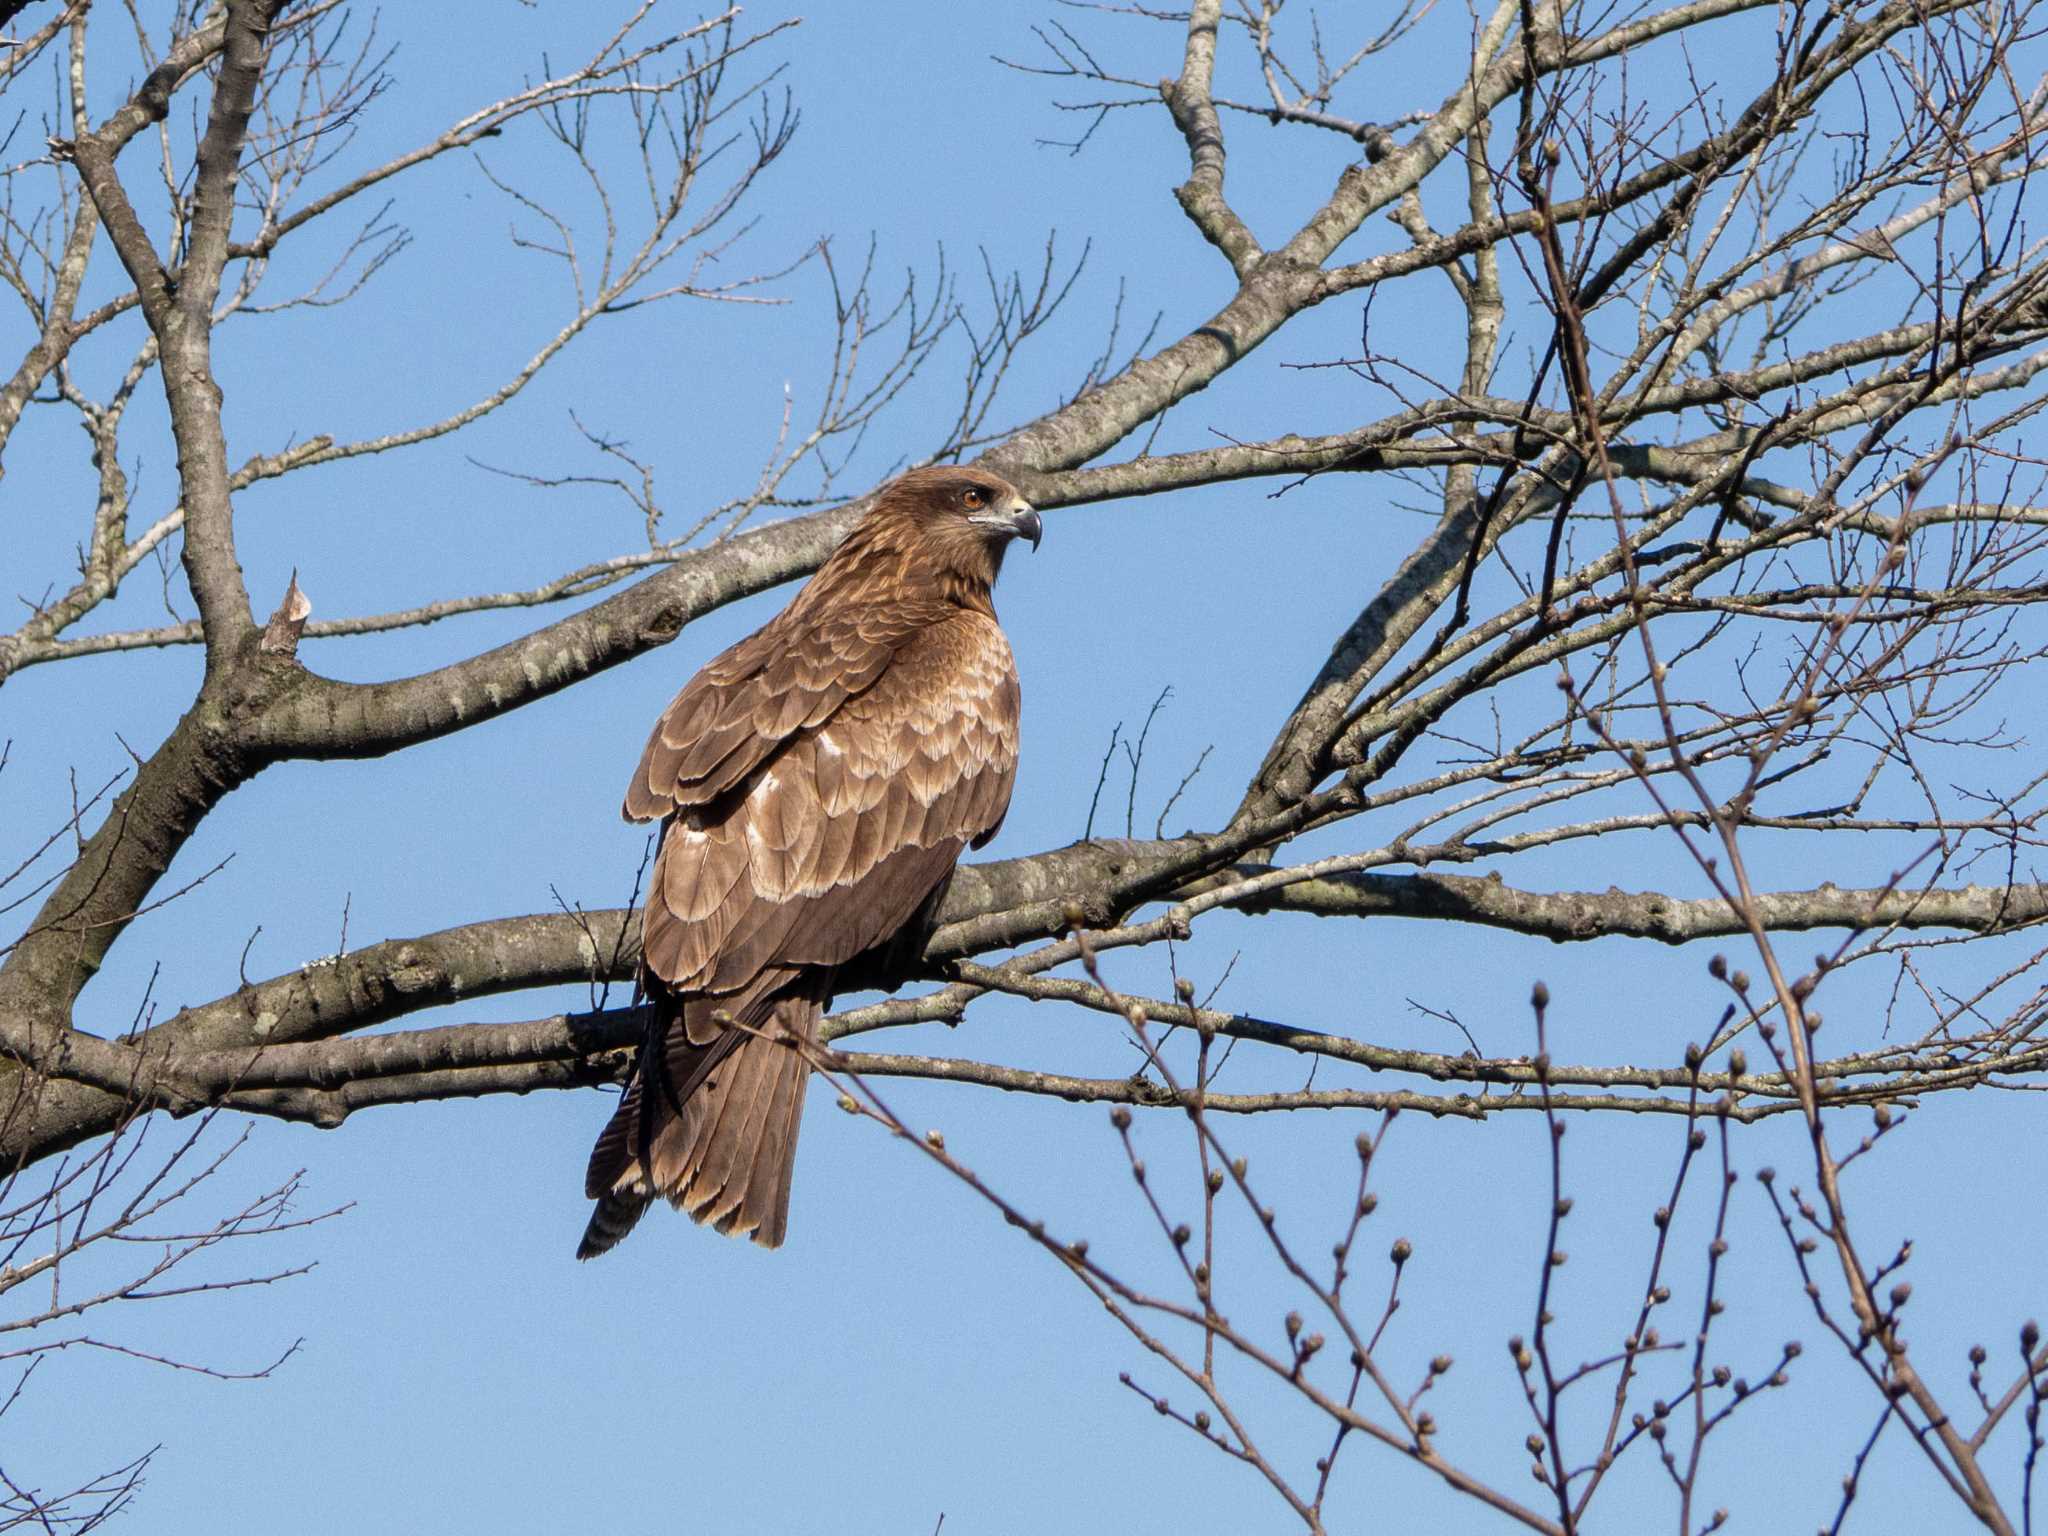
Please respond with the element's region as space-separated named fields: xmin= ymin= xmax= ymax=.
xmin=577 ymin=465 xmax=1040 ymax=1257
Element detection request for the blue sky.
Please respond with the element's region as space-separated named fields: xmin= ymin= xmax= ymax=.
xmin=6 ymin=2 xmax=2046 ymax=1531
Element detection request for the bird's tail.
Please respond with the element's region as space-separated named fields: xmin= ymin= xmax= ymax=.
xmin=576 ymin=1189 xmax=653 ymax=1260
xmin=576 ymin=988 xmax=819 ymax=1258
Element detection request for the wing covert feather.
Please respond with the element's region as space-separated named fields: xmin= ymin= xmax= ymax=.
xmin=623 ymin=602 xmax=955 ymax=823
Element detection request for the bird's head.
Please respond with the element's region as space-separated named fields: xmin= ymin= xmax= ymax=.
xmin=844 ymin=465 xmax=1041 ymax=601
xmin=894 ymin=464 xmax=1041 ymax=549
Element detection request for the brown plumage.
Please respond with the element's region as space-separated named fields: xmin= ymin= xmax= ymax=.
xmin=577 ymin=465 xmax=1040 ymax=1258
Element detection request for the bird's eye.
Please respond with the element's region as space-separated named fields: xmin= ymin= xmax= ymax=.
xmin=961 ymin=486 xmax=988 ymax=510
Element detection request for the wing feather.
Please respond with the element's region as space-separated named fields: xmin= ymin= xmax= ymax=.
xmin=808 ymin=793 xmax=860 ymax=891
xmin=812 ymin=729 xmax=855 ymax=817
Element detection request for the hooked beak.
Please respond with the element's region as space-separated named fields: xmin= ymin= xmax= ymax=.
xmin=1012 ymin=501 xmax=1043 ymax=551
xmin=972 ymin=495 xmax=1042 ymax=551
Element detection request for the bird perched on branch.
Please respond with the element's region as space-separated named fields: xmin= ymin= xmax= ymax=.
xmin=577 ymin=465 xmax=1040 ymax=1257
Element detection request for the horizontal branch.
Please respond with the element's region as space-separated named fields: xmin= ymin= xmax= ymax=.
xmin=1248 ymin=870 xmax=2048 ymax=945
xmin=822 ymin=1051 xmax=1722 ymax=1120
xmin=17 ymin=839 xmax=2048 ymax=1161
xmin=88 ymin=858 xmax=2048 ymax=1080
xmin=108 ymin=967 xmax=2048 ymax=1137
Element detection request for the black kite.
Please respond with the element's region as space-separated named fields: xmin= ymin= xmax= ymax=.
xmin=578 ymin=465 xmax=1040 ymax=1256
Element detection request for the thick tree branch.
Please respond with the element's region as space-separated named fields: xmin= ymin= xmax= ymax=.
xmin=16 ymin=827 xmax=2048 ymax=1165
